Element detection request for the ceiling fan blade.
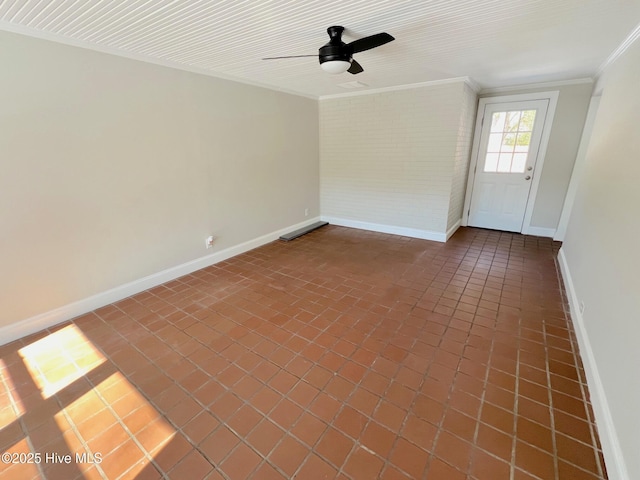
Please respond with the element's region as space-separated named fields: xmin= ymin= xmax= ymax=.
xmin=348 ymin=32 xmax=394 ymax=54
xmin=262 ymin=55 xmax=318 ymax=60
xmin=347 ymin=59 xmax=364 ymax=74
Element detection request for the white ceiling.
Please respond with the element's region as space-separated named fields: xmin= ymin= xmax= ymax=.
xmin=1 ymin=0 xmax=639 ymax=98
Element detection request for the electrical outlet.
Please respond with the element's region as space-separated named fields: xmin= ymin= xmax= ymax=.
xmin=304 ymin=208 xmax=309 ymax=217
xmin=206 ymin=236 xmax=215 ymax=249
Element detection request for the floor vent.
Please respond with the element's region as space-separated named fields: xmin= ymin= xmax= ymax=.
xmin=279 ymin=221 xmax=328 ymax=241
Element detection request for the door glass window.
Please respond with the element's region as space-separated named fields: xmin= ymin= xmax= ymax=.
xmin=484 ymin=110 xmax=536 ymax=173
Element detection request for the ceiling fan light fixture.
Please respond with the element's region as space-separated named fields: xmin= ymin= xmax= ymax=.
xmin=320 ymin=59 xmax=351 ymax=74
xmin=263 ymin=25 xmax=394 ymax=76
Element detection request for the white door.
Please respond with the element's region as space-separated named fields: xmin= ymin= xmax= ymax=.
xmin=467 ymin=99 xmax=549 ymax=232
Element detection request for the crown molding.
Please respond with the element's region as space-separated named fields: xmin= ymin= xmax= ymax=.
xmin=464 ymin=77 xmax=482 ymax=93
xmin=479 ymin=78 xmax=594 ymax=95
xmin=319 ymin=76 xmax=477 ymax=100
xmin=0 ymin=21 xmax=318 ymax=100
xmin=595 ymin=21 xmax=640 ymax=79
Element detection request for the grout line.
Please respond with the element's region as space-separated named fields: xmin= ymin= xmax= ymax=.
xmin=554 ymin=255 xmax=606 ymax=480
xmin=543 ymin=309 xmax=561 ymax=480
xmin=2 ymin=227 xmax=607 ymax=480
xmin=509 ymin=304 xmax=522 ymax=480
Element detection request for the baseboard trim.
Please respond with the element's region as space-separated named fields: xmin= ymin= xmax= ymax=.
xmin=446 ymin=219 xmax=462 ymax=240
xmin=321 ymin=216 xmax=447 ymax=242
xmin=0 ymin=217 xmax=322 ymax=346
xmin=557 ymin=248 xmax=629 ymax=480
xmin=524 ymin=226 xmax=556 ymax=238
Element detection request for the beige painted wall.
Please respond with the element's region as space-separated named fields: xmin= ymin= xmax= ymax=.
xmin=561 ymin=39 xmax=640 ymax=479
xmin=481 ymin=82 xmax=593 ymax=230
xmin=320 ymin=80 xmax=476 ymax=238
xmin=0 ymin=31 xmax=319 ymax=327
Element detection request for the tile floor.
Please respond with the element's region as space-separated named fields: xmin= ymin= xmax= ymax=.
xmin=0 ymin=226 xmax=606 ymax=480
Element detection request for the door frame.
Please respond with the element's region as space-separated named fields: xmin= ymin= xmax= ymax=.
xmin=462 ymin=91 xmax=559 ymax=234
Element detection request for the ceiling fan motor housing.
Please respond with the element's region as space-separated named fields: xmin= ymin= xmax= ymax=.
xmin=263 ymin=25 xmax=392 ymax=75
xmin=319 ymin=26 xmax=352 ymax=65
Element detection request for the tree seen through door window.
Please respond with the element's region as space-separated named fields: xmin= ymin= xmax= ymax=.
xmin=484 ymin=109 xmax=536 ymax=173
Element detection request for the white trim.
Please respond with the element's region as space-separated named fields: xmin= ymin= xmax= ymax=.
xmin=522 ymin=92 xmax=558 ymax=232
xmin=557 ymin=248 xmax=629 ymax=480
xmin=462 ymin=91 xmax=559 ymax=234
xmin=478 ymin=78 xmax=593 ymax=95
xmin=595 ymin=21 xmax=640 ymax=80
xmin=554 ymin=95 xmax=601 ymax=241
xmin=522 ymin=226 xmax=556 ymax=238
xmin=0 ymin=21 xmax=317 ymax=100
xmin=464 ymin=77 xmax=482 ymax=94
xmin=593 ymin=21 xmax=640 ymax=95
xmin=0 ymin=22 xmax=482 ymax=101
xmin=321 ymin=216 xmax=447 ymax=242
xmin=0 ymin=218 xmax=322 ymax=346
xmin=461 ymin=99 xmax=486 ymax=228
xmin=593 ymin=74 xmax=607 ymax=97
xmin=446 ymin=219 xmax=462 ymax=240
xmin=319 ymin=77 xmax=477 ymax=100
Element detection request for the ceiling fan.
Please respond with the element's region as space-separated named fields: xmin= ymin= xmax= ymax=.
xmin=263 ymin=26 xmax=395 ymax=75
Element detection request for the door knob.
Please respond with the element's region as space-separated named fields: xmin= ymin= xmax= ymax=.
xmin=525 ymin=175 xmax=531 ymax=180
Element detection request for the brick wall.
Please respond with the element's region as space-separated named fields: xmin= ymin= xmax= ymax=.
xmin=320 ymin=80 xmax=477 ymax=240
xmin=447 ymin=82 xmax=477 ymax=231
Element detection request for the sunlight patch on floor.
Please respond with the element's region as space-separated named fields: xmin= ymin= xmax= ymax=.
xmin=19 ymin=325 xmax=105 ymax=399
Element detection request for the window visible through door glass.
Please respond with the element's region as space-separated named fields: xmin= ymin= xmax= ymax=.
xmin=484 ymin=110 xmax=536 ymax=173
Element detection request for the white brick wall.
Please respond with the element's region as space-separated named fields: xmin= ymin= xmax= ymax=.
xmin=447 ymin=83 xmax=477 ymax=231
xmin=320 ymin=80 xmax=477 ymax=240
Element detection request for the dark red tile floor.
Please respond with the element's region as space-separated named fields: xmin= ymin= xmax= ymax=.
xmin=0 ymin=226 xmax=606 ymax=479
